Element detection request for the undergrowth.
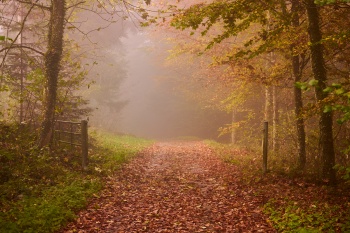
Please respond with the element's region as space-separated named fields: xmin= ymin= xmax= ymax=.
xmin=264 ymin=199 xmax=350 ymax=232
xmin=206 ymin=140 xmax=350 ymax=232
xmin=90 ymin=130 xmax=154 ymax=174
xmin=0 ymin=123 xmax=153 ymax=233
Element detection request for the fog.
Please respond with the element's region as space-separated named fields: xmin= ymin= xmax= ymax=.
xmin=78 ymin=14 xmax=231 ymax=141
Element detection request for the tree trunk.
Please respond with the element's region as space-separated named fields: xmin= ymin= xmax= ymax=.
xmin=305 ymin=0 xmax=336 ymax=184
xmin=38 ymin=0 xmax=66 ymax=148
xmin=264 ymin=86 xmax=271 ymax=122
xmin=231 ymin=109 xmax=236 ymax=144
xmin=293 ymin=54 xmax=307 ymax=170
xmin=291 ymin=0 xmax=306 ymax=170
xmin=272 ymin=85 xmax=279 ymax=153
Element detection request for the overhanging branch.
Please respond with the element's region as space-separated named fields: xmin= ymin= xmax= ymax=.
xmin=0 ymin=45 xmax=44 ymax=56
xmin=16 ymin=0 xmax=51 ymax=11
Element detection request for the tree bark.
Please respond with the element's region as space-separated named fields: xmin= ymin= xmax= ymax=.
xmin=38 ymin=0 xmax=66 ymax=148
xmin=305 ymin=0 xmax=336 ymax=184
xmin=293 ymin=54 xmax=307 ymax=170
xmin=272 ymin=85 xmax=279 ymax=153
xmin=291 ymin=0 xmax=306 ymax=170
xmin=231 ymin=109 xmax=236 ymax=144
xmin=264 ymin=86 xmax=271 ymax=122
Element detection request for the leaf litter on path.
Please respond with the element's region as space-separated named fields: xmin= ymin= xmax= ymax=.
xmin=62 ymin=142 xmax=275 ymax=232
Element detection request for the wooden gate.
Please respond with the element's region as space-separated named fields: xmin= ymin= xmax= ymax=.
xmin=54 ymin=120 xmax=88 ymax=170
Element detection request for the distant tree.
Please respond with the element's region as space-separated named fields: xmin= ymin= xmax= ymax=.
xmin=0 ymin=1 xmax=45 ymax=122
xmin=1 ymin=0 xmax=145 ymax=148
xmin=159 ymin=0 xmax=350 ymax=183
xmin=168 ymin=0 xmax=307 ymax=153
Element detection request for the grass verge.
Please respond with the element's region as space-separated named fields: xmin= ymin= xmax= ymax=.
xmin=0 ymin=125 xmax=153 ymax=233
xmin=205 ymin=140 xmax=350 ymax=232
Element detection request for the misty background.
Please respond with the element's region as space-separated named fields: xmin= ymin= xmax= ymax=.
xmin=74 ymin=12 xmax=231 ymax=141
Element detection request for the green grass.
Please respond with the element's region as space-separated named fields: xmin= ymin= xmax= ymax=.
xmin=204 ymin=140 xmax=259 ymax=170
xmin=0 ymin=125 xmax=153 ymax=233
xmin=206 ymin=140 xmax=350 ymax=233
xmin=264 ymin=199 xmax=350 ymax=232
xmin=90 ymin=130 xmax=154 ymax=173
xmin=0 ymin=179 xmax=101 ymax=233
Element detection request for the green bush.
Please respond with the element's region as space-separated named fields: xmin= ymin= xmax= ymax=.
xmin=334 ymin=164 xmax=350 ymax=184
xmin=0 ymin=179 xmax=100 ymax=233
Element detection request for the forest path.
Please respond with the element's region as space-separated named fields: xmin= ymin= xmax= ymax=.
xmin=62 ymin=142 xmax=275 ymax=232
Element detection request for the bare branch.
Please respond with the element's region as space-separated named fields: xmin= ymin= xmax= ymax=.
xmin=74 ymin=6 xmax=122 ymax=21
xmin=66 ymin=19 xmax=118 ymax=44
xmin=67 ymin=1 xmax=86 ymax=9
xmin=1 ymin=1 xmax=37 ymax=68
xmin=16 ymin=0 xmax=51 ymax=10
xmin=0 ymin=45 xmax=44 ymax=56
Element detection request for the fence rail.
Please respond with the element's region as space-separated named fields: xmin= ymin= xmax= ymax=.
xmin=54 ymin=120 xmax=88 ymax=170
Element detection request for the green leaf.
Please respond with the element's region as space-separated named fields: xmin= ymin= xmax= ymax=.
xmin=323 ymin=87 xmax=333 ymax=93
xmin=295 ymin=82 xmax=303 ymax=89
xmin=323 ymin=105 xmax=332 ymax=113
xmin=295 ymin=82 xmax=309 ymax=91
xmin=335 ymin=88 xmax=345 ymax=95
xmin=308 ymin=79 xmax=318 ymax=86
xmin=344 ymin=92 xmax=350 ymax=99
xmin=337 ymin=119 xmax=345 ymax=124
xmin=331 ymin=83 xmax=342 ymax=88
xmin=0 ymin=36 xmax=5 ymax=41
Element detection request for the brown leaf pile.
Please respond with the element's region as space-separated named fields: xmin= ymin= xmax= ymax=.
xmin=61 ymin=142 xmax=275 ymax=232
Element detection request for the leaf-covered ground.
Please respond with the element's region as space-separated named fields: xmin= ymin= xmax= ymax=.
xmin=62 ymin=142 xmax=275 ymax=232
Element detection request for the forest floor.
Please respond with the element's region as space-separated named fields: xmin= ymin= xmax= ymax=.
xmin=61 ymin=141 xmax=275 ymax=232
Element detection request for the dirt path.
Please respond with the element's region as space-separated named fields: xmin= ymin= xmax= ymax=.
xmin=62 ymin=142 xmax=275 ymax=232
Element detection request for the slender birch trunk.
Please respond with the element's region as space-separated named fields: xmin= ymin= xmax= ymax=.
xmin=272 ymin=85 xmax=279 ymax=153
xmin=231 ymin=109 xmax=236 ymax=144
xmin=291 ymin=0 xmax=307 ymax=170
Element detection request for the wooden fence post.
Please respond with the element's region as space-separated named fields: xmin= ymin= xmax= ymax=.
xmin=70 ymin=122 xmax=73 ymax=150
xmin=81 ymin=120 xmax=88 ymax=170
xmin=58 ymin=121 xmax=61 ymax=143
xmin=263 ymin=121 xmax=268 ymax=174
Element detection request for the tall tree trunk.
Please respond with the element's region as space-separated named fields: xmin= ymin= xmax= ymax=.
xmin=38 ymin=0 xmax=66 ymax=148
xmin=293 ymin=54 xmax=307 ymax=170
xmin=265 ymin=10 xmax=272 ymax=124
xmin=231 ymin=109 xmax=236 ymax=144
xmin=291 ymin=0 xmax=306 ymax=170
xmin=272 ymin=85 xmax=279 ymax=153
xmin=305 ymin=0 xmax=336 ymax=184
xmin=264 ymin=86 xmax=271 ymax=122
xmin=264 ymin=85 xmax=271 ymax=152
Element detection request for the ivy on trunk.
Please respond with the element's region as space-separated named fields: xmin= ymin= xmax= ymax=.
xmin=38 ymin=0 xmax=66 ymax=148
